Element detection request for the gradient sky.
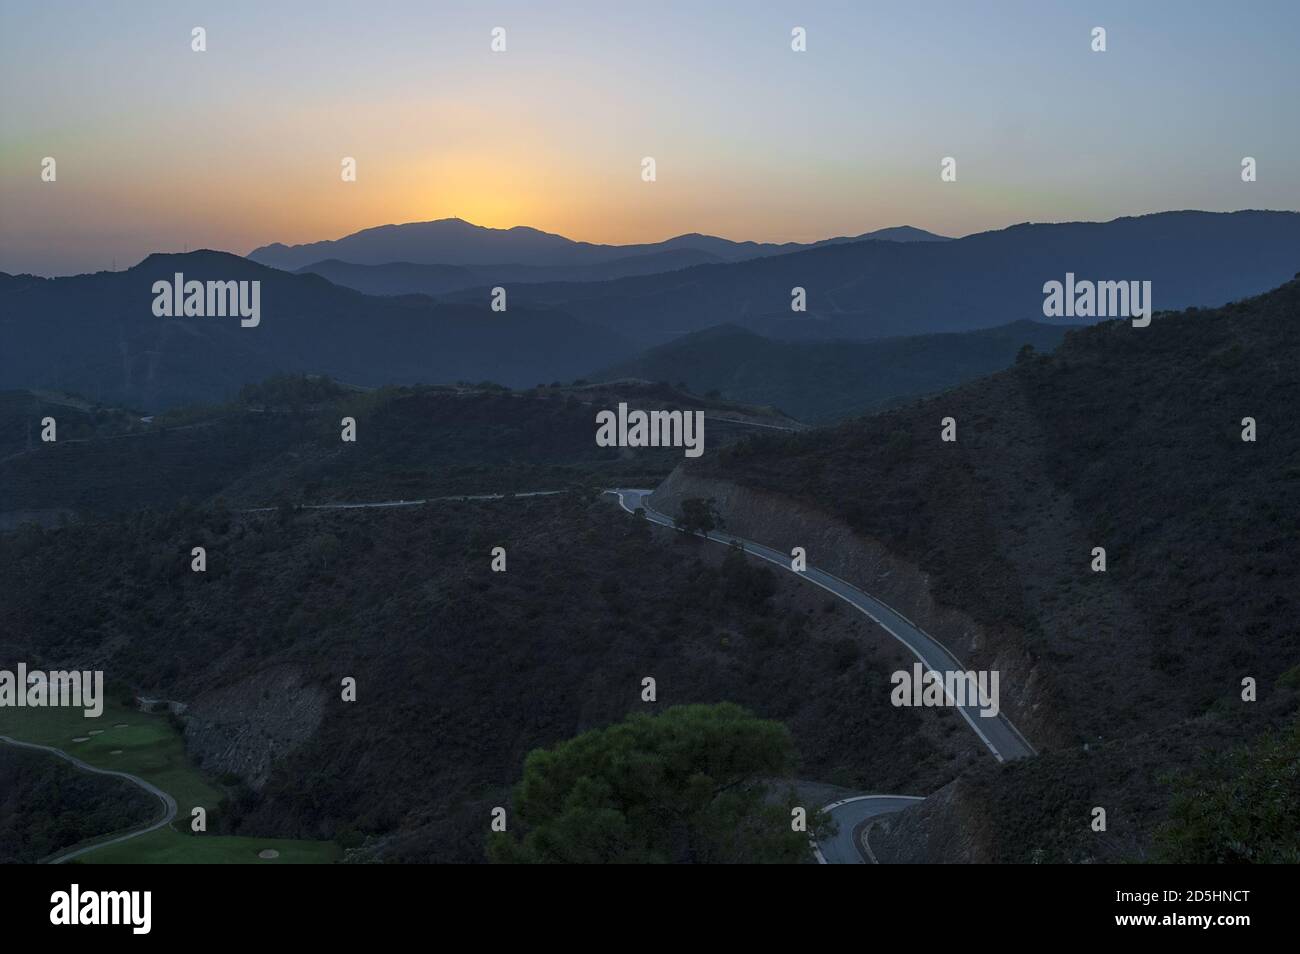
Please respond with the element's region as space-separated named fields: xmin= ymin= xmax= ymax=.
xmin=2 ymin=0 xmax=1297 ymax=275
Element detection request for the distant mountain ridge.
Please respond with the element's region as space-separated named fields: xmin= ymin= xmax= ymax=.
xmin=456 ymin=210 xmax=1300 ymax=346
xmin=293 ymin=248 xmax=728 ymax=296
xmin=0 ymin=250 xmax=630 ymax=409
xmin=5 ymin=211 xmax=1298 ymax=411
xmin=247 ymin=217 xmax=949 ymax=270
xmin=595 ymin=320 xmax=1070 ymax=423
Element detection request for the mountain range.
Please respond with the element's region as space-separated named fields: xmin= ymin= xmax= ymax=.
xmin=445 ymin=211 xmax=1300 ymax=345
xmin=2 ymin=211 xmax=1298 ymax=412
xmin=247 ymin=217 xmax=948 ymax=271
xmin=654 ymin=273 xmax=1300 ymax=861
xmin=0 ymin=252 xmax=629 ymax=408
xmin=7 ymin=271 xmax=1296 ymax=864
xmin=596 ymin=320 xmax=1069 ymax=423
xmin=5 ymin=209 xmax=1298 ymax=865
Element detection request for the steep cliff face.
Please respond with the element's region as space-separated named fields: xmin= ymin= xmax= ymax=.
xmin=182 ymin=664 xmax=327 ymax=790
xmin=650 ymin=469 xmax=1061 ymax=749
xmin=868 ymin=780 xmax=991 ymax=863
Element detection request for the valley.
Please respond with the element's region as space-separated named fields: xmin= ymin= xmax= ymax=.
xmin=4 ymin=270 xmax=1298 ymax=864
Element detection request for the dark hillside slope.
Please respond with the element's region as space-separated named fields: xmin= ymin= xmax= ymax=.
xmin=0 ymin=378 xmax=791 ymax=517
xmin=294 ymin=249 xmax=727 ymax=296
xmin=0 ymin=251 xmax=630 ymax=409
xmin=685 ymin=274 xmax=1300 ymax=744
xmin=0 ymin=745 xmax=157 ymax=863
xmin=596 ymin=320 xmax=1068 ymax=423
xmin=471 ymin=211 xmax=1300 ymax=346
xmin=666 ymin=274 xmax=1300 ymax=861
xmin=0 ymin=495 xmax=978 ymax=861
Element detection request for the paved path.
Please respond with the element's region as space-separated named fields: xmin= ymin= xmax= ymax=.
xmin=239 ymin=490 xmax=563 ymax=513
xmin=0 ymin=735 xmax=178 ymax=863
xmin=609 ymin=488 xmax=1035 ymax=763
xmin=811 ymin=795 xmax=925 ymax=864
xmin=7 ymin=484 xmax=1027 ymax=865
xmin=609 ymin=488 xmax=1039 ymax=863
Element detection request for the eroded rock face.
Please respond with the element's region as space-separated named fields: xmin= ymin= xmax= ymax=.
xmin=182 ymin=664 xmax=327 ymax=790
xmin=650 ymin=469 xmax=1060 ymax=749
xmin=868 ymin=780 xmax=990 ymax=864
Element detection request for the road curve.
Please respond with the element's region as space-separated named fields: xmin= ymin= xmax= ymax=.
xmin=812 ymin=795 xmax=925 ymax=864
xmin=9 ymin=486 xmax=1016 ymax=865
xmin=609 ymin=488 xmax=1038 ymax=863
xmin=609 ymin=488 xmax=1036 ymax=764
xmin=702 ymin=415 xmax=800 ymax=432
xmin=0 ymin=735 xmax=178 ymax=863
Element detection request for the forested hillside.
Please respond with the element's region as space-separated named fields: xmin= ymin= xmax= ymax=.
xmin=0 ymin=493 xmax=977 ymax=861
xmin=0 ymin=377 xmax=794 ymax=518
xmin=596 ymin=320 xmax=1068 ymax=422
xmin=677 ymin=275 xmax=1300 ymax=860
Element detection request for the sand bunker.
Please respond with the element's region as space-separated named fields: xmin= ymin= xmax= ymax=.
xmin=257 ymin=849 xmax=281 ymax=860
xmin=88 ymin=729 xmax=104 ymax=735
xmin=114 ymin=723 xmax=129 ymax=728
xmin=109 ymin=749 xmax=123 ymax=755
xmin=71 ymin=736 xmax=90 ymax=742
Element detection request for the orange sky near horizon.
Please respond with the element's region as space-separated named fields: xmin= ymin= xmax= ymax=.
xmin=2 ymin=1 xmax=1297 ymax=274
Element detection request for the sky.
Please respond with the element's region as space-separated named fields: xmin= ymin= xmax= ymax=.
xmin=1 ymin=0 xmax=1297 ymax=275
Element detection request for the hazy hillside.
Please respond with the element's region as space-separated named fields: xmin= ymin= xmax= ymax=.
xmin=0 ymin=251 xmax=631 ymax=409
xmin=0 ymin=478 xmax=977 ymax=863
xmin=0 ymin=376 xmax=798 ymax=518
xmin=456 ymin=211 xmax=1300 ymax=347
xmin=14 ymin=212 xmax=1284 ymax=412
xmin=659 ymin=274 xmax=1300 ymax=860
xmin=296 ymin=249 xmax=726 ymax=296
xmin=2 ymin=374 xmax=867 ymax=865
xmin=596 ymin=320 xmax=1069 ymax=423
xmin=0 ymin=389 xmax=145 ymax=459
xmin=248 ymin=217 xmax=949 ymax=270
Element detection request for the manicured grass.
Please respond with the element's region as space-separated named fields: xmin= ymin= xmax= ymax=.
xmin=1 ymin=700 xmax=222 ymax=817
xmin=76 ymin=829 xmax=342 ymax=865
xmin=0 ymin=699 xmax=339 ymax=864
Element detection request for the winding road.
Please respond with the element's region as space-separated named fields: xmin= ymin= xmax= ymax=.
xmin=6 ymin=486 xmax=1030 ymax=864
xmin=0 ymin=734 xmax=178 ymax=863
xmin=239 ymin=489 xmax=564 ymax=513
xmin=608 ymin=488 xmax=1037 ymax=863
xmin=813 ymin=795 xmax=925 ymax=864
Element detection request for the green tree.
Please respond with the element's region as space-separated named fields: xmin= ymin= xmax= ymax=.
xmin=675 ymin=497 xmax=721 ymax=537
xmin=488 ymin=703 xmax=825 ymax=863
xmin=1155 ymin=717 xmax=1300 ymax=863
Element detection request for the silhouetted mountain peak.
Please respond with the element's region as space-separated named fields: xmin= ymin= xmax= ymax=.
xmin=856 ymin=225 xmax=950 ymax=242
xmin=246 ymin=218 xmax=954 ymax=270
xmin=135 ymin=249 xmax=258 ymax=270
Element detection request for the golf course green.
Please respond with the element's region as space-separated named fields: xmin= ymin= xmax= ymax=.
xmin=0 ymin=699 xmax=340 ymax=864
